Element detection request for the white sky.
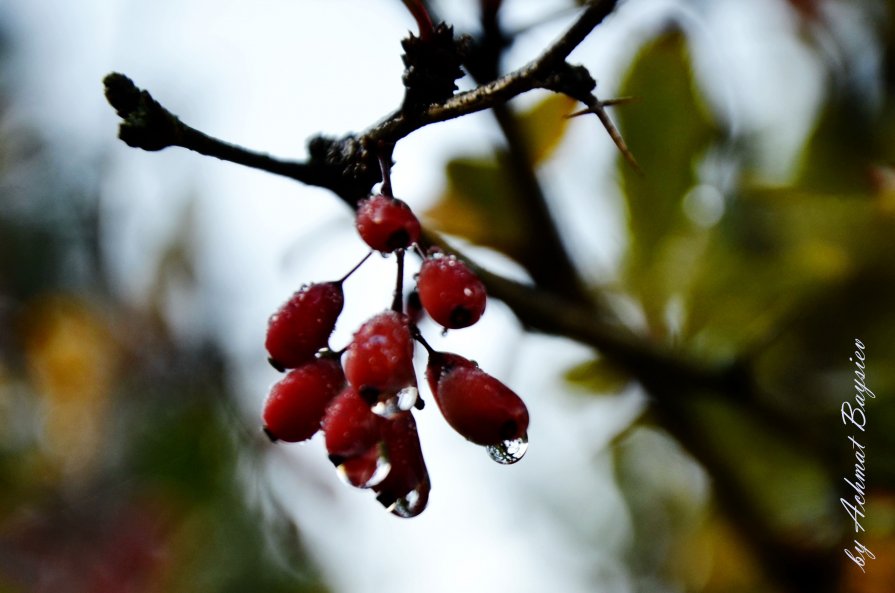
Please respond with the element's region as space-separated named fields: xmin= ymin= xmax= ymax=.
xmin=2 ymin=0 xmax=864 ymax=590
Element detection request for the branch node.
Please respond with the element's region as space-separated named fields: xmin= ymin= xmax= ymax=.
xmin=307 ymin=134 xmax=380 ymax=204
xmin=401 ymin=24 xmax=469 ymax=113
xmin=103 ymin=72 xmax=182 ymax=151
xmin=539 ymin=62 xmax=596 ymax=99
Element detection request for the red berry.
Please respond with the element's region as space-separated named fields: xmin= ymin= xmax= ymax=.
xmin=417 ymin=253 xmax=486 ymax=329
xmin=426 ymin=351 xmax=528 ymax=447
xmin=343 ymin=311 xmax=416 ymax=403
xmin=373 ymin=411 xmax=430 ymax=517
xmin=356 ymin=194 xmax=421 ymax=253
xmin=323 ymin=387 xmax=384 ymax=462
xmin=266 ymin=282 xmax=343 ymax=370
xmin=262 ymin=358 xmax=344 ymax=443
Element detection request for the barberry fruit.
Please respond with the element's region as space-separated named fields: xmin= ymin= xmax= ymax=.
xmin=343 ymin=311 xmax=417 ymax=411
xmin=426 ymin=350 xmax=529 ymax=463
xmin=262 ymin=358 xmax=345 ymax=443
xmin=417 ymin=252 xmax=486 ymax=329
xmin=264 ymin=253 xmax=371 ymax=370
xmin=265 ymin=282 xmax=344 ymax=370
xmin=355 ymin=194 xmax=421 ymax=253
xmin=374 ymin=411 xmax=430 ymax=518
xmin=323 ymin=387 xmax=384 ymax=462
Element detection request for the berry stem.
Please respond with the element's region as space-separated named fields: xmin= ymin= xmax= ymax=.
xmin=410 ymin=323 xmax=436 ymax=355
xmin=392 ymin=249 xmax=406 ymax=313
xmin=337 ymin=250 xmax=374 ymax=285
xmin=411 ymin=243 xmax=426 ymax=260
xmin=377 ymin=143 xmax=395 ymax=198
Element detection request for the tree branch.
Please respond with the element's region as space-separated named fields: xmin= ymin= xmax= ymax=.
xmin=103 ymin=73 xmax=327 ymax=187
xmin=104 ymin=0 xmax=621 ymax=204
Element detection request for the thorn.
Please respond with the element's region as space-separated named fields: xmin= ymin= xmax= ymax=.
xmin=575 ymin=94 xmax=642 ymax=175
xmin=601 ymin=96 xmax=638 ymax=108
xmin=565 ymin=96 xmax=637 ymax=118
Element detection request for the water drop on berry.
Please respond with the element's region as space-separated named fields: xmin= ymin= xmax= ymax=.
xmin=336 ymin=450 xmax=392 ymax=489
xmin=371 ymin=397 xmax=400 ymax=418
xmin=379 ymin=481 xmax=430 ymax=518
xmin=372 ymin=389 xmax=417 ymax=417
xmin=486 ymin=433 xmax=529 ymax=465
xmin=397 ymin=385 xmax=419 ymax=411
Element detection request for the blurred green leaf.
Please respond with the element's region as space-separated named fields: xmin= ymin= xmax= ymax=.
xmin=685 ymin=396 xmax=839 ymax=546
xmin=795 ymin=96 xmax=877 ymax=195
xmin=423 ymin=154 xmax=528 ymax=261
xmin=683 ymin=187 xmax=892 ymax=358
xmin=564 ymin=357 xmax=632 ymax=394
xmin=422 ymin=96 xmax=573 ymax=262
xmin=517 ymin=94 xmax=576 ymax=165
xmin=617 ymin=31 xmax=719 ymax=334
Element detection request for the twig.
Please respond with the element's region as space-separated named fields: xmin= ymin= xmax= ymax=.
xmin=104 ymin=1 xmax=623 ymax=201
xmin=103 ymin=73 xmax=328 ymax=187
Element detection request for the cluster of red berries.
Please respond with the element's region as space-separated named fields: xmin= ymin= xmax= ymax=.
xmin=261 ymin=191 xmax=530 ymax=518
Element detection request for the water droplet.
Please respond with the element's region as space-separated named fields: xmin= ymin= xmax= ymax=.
xmin=371 ymin=396 xmax=400 ymax=418
xmin=486 ymin=433 xmax=529 ymax=465
xmin=396 ymin=386 xmax=418 ymax=411
xmin=336 ymin=451 xmax=391 ymax=489
xmin=363 ymin=457 xmax=392 ymax=488
xmin=384 ymin=482 xmax=430 ymax=518
xmin=372 ymin=386 xmax=418 ymax=417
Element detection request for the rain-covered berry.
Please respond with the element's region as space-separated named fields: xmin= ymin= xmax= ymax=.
xmin=262 ymin=358 xmax=345 ymax=443
xmin=355 ymin=194 xmax=421 ymax=253
xmin=265 ymin=282 xmax=343 ymax=370
xmin=426 ymin=351 xmax=529 ymax=463
xmin=374 ymin=411 xmax=430 ymax=518
xmin=417 ymin=253 xmax=486 ymax=329
xmin=323 ymin=387 xmax=384 ymax=463
xmin=343 ymin=311 xmax=416 ymax=403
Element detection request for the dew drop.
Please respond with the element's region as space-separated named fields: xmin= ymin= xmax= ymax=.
xmin=396 ymin=386 xmax=419 ymax=411
xmin=384 ymin=483 xmax=430 ymax=518
xmin=486 ymin=433 xmax=529 ymax=465
xmin=336 ymin=453 xmax=391 ymax=489
xmin=363 ymin=456 xmax=392 ymax=488
xmin=372 ymin=386 xmax=418 ymax=417
xmin=371 ymin=396 xmax=400 ymax=418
